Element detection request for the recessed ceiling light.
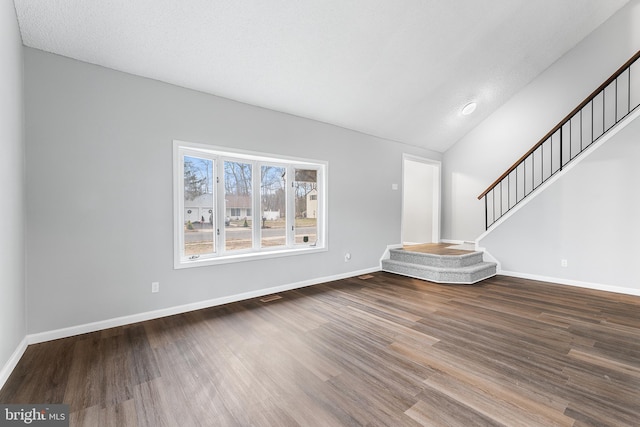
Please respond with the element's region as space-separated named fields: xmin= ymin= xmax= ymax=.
xmin=461 ymin=102 xmax=477 ymax=116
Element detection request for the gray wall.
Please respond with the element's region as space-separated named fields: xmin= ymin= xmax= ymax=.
xmin=24 ymin=48 xmax=440 ymax=334
xmin=442 ymin=0 xmax=640 ymax=241
xmin=0 ymin=3 xmax=26 ymax=378
xmin=479 ymin=115 xmax=640 ymax=293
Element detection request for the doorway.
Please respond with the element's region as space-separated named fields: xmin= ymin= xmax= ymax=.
xmin=402 ymin=155 xmax=441 ymax=245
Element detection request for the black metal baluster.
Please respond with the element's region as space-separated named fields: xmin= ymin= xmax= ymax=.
xmin=500 ymin=182 xmax=503 ymax=220
xmin=492 ymin=189 xmax=496 ymax=227
xmin=580 ymin=108 xmax=583 ymax=152
xmin=600 ymin=88 xmax=607 ymax=136
xmin=484 ymin=195 xmax=488 ymax=230
xmin=515 ymin=165 xmax=518 ymax=205
xmin=527 ymin=153 xmax=530 ymax=198
xmin=568 ymin=118 xmax=572 ymax=163
xmin=540 ymin=144 xmax=544 ymax=188
xmin=589 ymin=99 xmax=593 ymax=145
xmin=553 ymin=136 xmax=555 ymax=175
xmin=559 ymin=125 xmax=563 ymax=172
xmin=613 ymin=79 xmax=617 ymax=127
xmin=508 ymin=173 xmax=511 ymax=210
xmin=629 ymin=67 xmax=632 ymax=113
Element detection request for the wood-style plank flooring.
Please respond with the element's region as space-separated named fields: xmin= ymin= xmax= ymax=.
xmin=2 ymin=273 xmax=639 ymax=426
xmin=403 ymin=243 xmax=474 ymax=256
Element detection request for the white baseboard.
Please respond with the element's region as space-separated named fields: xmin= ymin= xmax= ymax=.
xmin=0 ymin=336 xmax=28 ymax=391
xmin=441 ymin=239 xmax=476 ymax=245
xmin=440 ymin=239 xmax=462 ymax=244
xmin=499 ymin=269 xmax=640 ymax=297
xmin=27 ymin=266 xmax=380 ymax=345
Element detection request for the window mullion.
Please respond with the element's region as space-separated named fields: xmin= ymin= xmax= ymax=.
xmin=216 ymin=157 xmax=224 ymax=255
xmin=252 ymin=161 xmax=260 ymax=250
xmin=286 ymin=165 xmax=295 ymax=247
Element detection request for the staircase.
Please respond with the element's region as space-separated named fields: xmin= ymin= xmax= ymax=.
xmin=381 ymin=247 xmax=496 ymax=284
xmin=478 ymin=50 xmax=640 ymax=230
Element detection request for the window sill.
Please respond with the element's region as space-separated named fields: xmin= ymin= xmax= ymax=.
xmin=174 ymin=245 xmax=327 ymax=269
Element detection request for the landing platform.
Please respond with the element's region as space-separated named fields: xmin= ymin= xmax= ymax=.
xmin=382 ymin=243 xmax=496 ymax=284
xmin=402 ymin=243 xmax=475 ymax=256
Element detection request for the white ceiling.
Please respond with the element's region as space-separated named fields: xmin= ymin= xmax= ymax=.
xmin=14 ymin=0 xmax=629 ymax=152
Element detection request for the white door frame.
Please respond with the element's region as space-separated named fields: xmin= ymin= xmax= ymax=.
xmin=402 ymin=154 xmax=441 ymax=244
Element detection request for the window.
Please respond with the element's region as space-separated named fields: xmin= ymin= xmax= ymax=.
xmin=261 ymin=164 xmax=287 ymax=248
xmin=182 ymin=154 xmax=215 ymax=258
xmin=174 ymin=141 xmax=327 ymax=268
xmin=224 ymin=160 xmax=253 ymax=252
xmin=294 ymin=169 xmax=318 ymax=245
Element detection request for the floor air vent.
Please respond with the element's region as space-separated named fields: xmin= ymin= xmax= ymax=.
xmin=260 ymin=295 xmax=283 ymax=303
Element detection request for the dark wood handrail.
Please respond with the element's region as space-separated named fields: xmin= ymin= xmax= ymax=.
xmin=478 ymin=49 xmax=640 ymax=200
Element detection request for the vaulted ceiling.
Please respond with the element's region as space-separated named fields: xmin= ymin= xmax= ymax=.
xmin=14 ymin=0 xmax=629 ymax=152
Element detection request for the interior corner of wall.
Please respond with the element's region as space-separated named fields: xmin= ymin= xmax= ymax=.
xmin=476 ymin=243 xmax=502 ymax=272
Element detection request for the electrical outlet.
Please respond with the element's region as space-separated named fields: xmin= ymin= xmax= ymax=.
xmin=561 ymin=259 xmax=568 ymax=268
xmin=151 ymin=282 xmax=160 ymax=293
xmin=344 ymin=252 xmax=351 ymax=262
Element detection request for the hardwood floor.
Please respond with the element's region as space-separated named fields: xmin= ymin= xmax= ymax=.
xmin=403 ymin=243 xmax=474 ymax=256
xmin=2 ymin=273 xmax=639 ymax=426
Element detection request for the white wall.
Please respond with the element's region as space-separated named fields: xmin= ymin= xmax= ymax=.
xmin=0 ymin=2 xmax=26 ymax=381
xmin=24 ymin=48 xmax=440 ymax=335
xmin=443 ymin=0 xmax=640 ymax=241
xmin=402 ymin=159 xmax=434 ymax=244
xmin=479 ymin=115 xmax=640 ymax=293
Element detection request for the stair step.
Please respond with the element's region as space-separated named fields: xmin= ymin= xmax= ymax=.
xmin=381 ymin=259 xmax=497 ymax=285
xmin=389 ymin=248 xmax=483 ymax=268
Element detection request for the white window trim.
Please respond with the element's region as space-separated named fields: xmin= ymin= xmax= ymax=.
xmin=173 ymin=140 xmax=328 ymax=269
